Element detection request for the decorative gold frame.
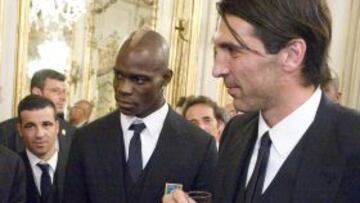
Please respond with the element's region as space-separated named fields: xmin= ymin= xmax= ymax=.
xmin=0 ymin=0 xmax=3 ymax=74
xmin=13 ymin=0 xmax=31 ymax=115
xmin=13 ymin=0 xmax=159 ymax=117
xmin=166 ymin=0 xmax=202 ymax=105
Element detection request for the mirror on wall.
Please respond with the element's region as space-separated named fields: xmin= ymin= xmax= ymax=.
xmin=15 ymin=0 xmax=158 ymax=119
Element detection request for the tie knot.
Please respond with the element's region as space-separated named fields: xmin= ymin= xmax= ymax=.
xmin=129 ymin=122 xmax=146 ymax=134
xmin=37 ymin=163 xmax=50 ymax=173
xmin=260 ymin=132 xmax=272 ymax=147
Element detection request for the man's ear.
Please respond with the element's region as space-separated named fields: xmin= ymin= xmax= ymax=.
xmin=279 ymin=38 xmax=306 ymax=73
xmin=55 ymin=119 xmax=60 ymax=135
xmin=16 ymin=123 xmax=23 ymax=138
xmin=162 ymin=69 xmax=173 ymax=86
xmin=31 ymin=87 xmax=43 ymax=95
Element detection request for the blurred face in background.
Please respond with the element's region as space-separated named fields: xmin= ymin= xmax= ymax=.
xmin=185 ymin=103 xmax=221 ymax=141
xmin=32 ymin=78 xmax=67 ymax=114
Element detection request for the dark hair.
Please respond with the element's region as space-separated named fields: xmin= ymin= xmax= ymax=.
xmin=176 ymin=96 xmax=188 ymax=108
xmin=30 ymin=69 xmax=66 ymax=91
xmin=217 ymin=0 xmax=332 ymax=86
xmin=17 ymin=95 xmax=57 ymax=123
xmin=183 ymin=95 xmax=224 ymax=122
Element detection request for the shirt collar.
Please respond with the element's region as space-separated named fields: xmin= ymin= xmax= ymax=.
xmin=26 ymin=145 xmax=59 ymax=172
xmin=120 ymin=103 xmax=169 ymax=136
xmin=258 ymin=87 xmax=322 ymax=158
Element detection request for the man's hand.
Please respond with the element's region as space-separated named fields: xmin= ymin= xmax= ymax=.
xmin=162 ymin=189 xmax=196 ymax=203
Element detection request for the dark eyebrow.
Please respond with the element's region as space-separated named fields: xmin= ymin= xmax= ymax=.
xmin=218 ymin=42 xmax=245 ymax=51
xmin=113 ymin=67 xmax=151 ymax=79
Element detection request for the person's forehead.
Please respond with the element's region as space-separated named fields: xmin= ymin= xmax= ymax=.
xmin=215 ymin=15 xmax=257 ymax=42
xmin=20 ymin=107 xmax=56 ymax=122
xmin=44 ymin=78 xmax=65 ymax=88
xmin=187 ymin=103 xmax=215 ymax=115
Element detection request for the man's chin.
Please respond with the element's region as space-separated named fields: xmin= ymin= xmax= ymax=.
xmin=119 ymin=107 xmax=136 ymax=116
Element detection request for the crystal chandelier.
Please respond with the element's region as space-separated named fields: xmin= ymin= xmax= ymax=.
xmin=30 ymin=0 xmax=86 ymax=30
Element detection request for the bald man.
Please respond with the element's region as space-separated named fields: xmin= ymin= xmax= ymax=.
xmin=68 ymin=99 xmax=94 ymax=127
xmin=63 ymin=29 xmax=217 ymax=203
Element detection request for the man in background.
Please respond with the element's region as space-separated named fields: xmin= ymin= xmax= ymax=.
xmin=0 ymin=69 xmax=75 ymax=153
xmin=183 ymin=95 xmax=224 ymax=147
xmin=63 ymin=29 xmax=217 ymax=203
xmin=17 ymin=95 xmax=72 ymax=203
xmin=68 ymin=99 xmax=94 ymax=127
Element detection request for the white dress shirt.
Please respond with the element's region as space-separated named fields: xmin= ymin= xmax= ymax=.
xmin=26 ymin=146 xmax=59 ymax=194
xmin=121 ymin=103 xmax=169 ymax=168
xmin=246 ymin=88 xmax=322 ymax=193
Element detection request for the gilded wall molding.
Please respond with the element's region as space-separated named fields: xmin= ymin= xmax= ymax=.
xmin=166 ymin=0 xmax=203 ymax=106
xmin=81 ymin=0 xmax=159 ymax=118
xmin=0 ymin=0 xmax=3 ymax=74
xmin=13 ymin=0 xmax=31 ymax=115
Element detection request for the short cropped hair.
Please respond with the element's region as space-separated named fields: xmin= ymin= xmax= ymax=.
xmin=183 ymin=96 xmax=224 ymax=123
xmin=30 ymin=69 xmax=66 ymax=91
xmin=17 ymin=95 xmax=57 ymax=123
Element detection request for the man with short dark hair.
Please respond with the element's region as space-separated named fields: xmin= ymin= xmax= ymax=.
xmin=17 ymin=95 xmax=73 ymax=203
xmin=0 ymin=69 xmax=75 ymax=153
xmin=63 ymin=29 xmax=217 ymax=203
xmin=164 ymin=0 xmax=360 ymax=202
xmin=183 ymin=95 xmax=224 ymax=146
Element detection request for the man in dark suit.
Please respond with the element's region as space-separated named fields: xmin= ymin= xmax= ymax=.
xmin=63 ymin=29 xmax=217 ymax=203
xmin=164 ymin=0 xmax=360 ymax=202
xmin=16 ymin=95 xmax=73 ymax=203
xmin=0 ymin=145 xmax=26 ymax=203
xmin=0 ymin=69 xmax=75 ymax=153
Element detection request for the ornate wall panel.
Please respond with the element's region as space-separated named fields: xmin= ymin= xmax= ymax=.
xmin=166 ymin=0 xmax=202 ymax=106
xmin=13 ymin=0 xmax=30 ymax=115
xmin=82 ymin=0 xmax=159 ymax=118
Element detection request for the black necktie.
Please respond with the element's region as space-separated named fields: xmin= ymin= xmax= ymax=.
xmin=37 ymin=163 xmax=52 ymax=202
xmin=127 ymin=122 xmax=146 ymax=183
xmin=245 ymin=132 xmax=272 ymax=203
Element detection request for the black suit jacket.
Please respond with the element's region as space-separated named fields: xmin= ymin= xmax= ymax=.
xmin=0 ymin=145 xmax=26 ymax=203
xmin=21 ymin=127 xmax=73 ymax=203
xmin=0 ymin=117 xmax=75 ymax=153
xmin=213 ymin=94 xmax=360 ymax=203
xmin=63 ymin=107 xmax=218 ymax=203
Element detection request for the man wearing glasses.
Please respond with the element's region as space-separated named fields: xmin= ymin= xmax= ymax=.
xmin=0 ymin=69 xmax=75 ymax=153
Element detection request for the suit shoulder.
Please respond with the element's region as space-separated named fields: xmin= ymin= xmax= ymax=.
xmin=60 ymin=119 xmax=76 ymax=135
xmin=337 ymin=105 xmax=360 ymax=123
xmin=220 ymin=112 xmax=258 ymax=144
xmin=74 ymin=111 xmax=118 ymax=138
xmin=224 ymin=112 xmax=258 ymax=134
xmin=0 ymin=145 xmax=22 ymax=166
xmin=168 ymin=110 xmax=213 ymax=141
xmin=0 ymin=117 xmax=17 ymax=129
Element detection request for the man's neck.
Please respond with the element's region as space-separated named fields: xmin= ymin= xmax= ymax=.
xmin=261 ymin=85 xmax=316 ymax=127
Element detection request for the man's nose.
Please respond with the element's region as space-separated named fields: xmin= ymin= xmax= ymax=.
xmin=35 ymin=127 xmax=46 ymax=138
xmin=212 ymin=52 xmax=230 ymax=78
xmin=117 ymin=79 xmax=133 ymax=94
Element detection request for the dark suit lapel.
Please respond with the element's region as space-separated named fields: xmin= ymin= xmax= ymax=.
xmin=139 ymin=109 xmax=188 ymax=202
xmin=98 ymin=110 xmax=127 ymax=202
xmin=223 ymin=114 xmax=258 ymax=203
xmin=21 ymin=152 xmax=41 ymax=203
xmin=54 ymin=124 xmax=72 ymax=203
xmin=293 ymin=95 xmax=344 ymax=203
